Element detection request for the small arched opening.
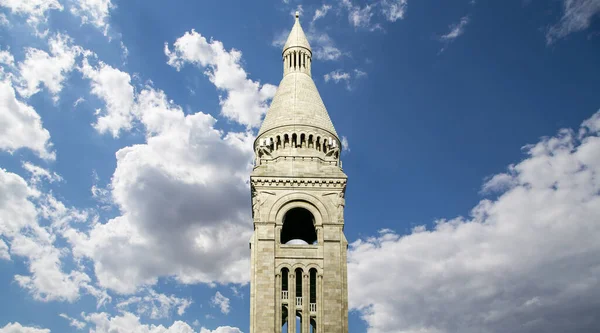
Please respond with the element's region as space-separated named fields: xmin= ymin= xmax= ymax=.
xmin=281 ymin=207 xmax=317 ymax=245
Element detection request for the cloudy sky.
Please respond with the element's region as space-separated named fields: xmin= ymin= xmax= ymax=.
xmin=1 ymin=0 xmax=600 ymax=332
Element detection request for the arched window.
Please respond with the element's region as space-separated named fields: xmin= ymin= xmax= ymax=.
xmin=282 ymin=268 xmax=289 ymax=292
xmin=281 ymin=208 xmax=317 ymax=245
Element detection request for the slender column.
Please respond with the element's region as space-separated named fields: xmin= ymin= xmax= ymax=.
xmin=317 ymin=273 xmax=323 ymax=333
xmin=276 ymin=273 xmax=282 ymax=332
xmin=289 ymin=273 xmax=296 ymax=333
xmin=302 ymin=273 xmax=310 ymax=333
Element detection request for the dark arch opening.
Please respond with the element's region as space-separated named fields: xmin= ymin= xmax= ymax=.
xmin=309 ymin=268 xmax=317 ymax=303
xmin=281 ymin=207 xmax=317 ymax=245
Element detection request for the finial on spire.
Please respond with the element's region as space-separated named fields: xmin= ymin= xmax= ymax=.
xmin=295 ymin=11 xmax=300 ymax=19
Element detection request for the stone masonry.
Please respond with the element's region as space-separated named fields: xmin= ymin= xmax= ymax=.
xmin=249 ymin=12 xmax=349 ymax=333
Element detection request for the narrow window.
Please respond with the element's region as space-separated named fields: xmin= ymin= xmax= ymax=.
xmin=310 ymin=268 xmax=316 ymax=304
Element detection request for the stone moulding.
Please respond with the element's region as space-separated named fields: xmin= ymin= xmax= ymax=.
xmin=251 ymin=177 xmax=347 ymax=188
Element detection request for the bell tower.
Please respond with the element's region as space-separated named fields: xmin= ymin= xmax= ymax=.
xmin=249 ymin=12 xmax=348 ymax=333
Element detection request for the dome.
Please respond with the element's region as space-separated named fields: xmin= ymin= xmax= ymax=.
xmin=285 ymin=239 xmax=309 ymax=245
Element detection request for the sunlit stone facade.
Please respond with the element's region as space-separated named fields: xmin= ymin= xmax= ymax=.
xmin=249 ymin=12 xmax=349 ymax=333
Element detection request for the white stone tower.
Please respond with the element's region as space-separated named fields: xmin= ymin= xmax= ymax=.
xmin=249 ymin=12 xmax=348 ymax=333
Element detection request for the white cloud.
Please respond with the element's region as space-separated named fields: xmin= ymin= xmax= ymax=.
xmin=547 ymin=0 xmax=600 ymax=43
xmin=324 ymin=69 xmax=366 ymax=90
xmin=211 ymin=291 xmax=230 ymax=314
xmin=117 ymin=289 xmax=193 ymax=319
xmin=0 ymin=239 xmax=9 ymax=260
xmin=63 ymin=83 xmax=254 ymax=293
xmin=82 ymin=312 xmax=196 ymax=333
xmin=16 ymin=34 xmax=83 ymax=101
xmin=312 ymin=4 xmax=332 ymax=23
xmin=59 ymin=313 xmax=86 ymax=330
xmin=0 ymin=78 xmax=55 ymax=160
xmin=199 ymin=327 xmax=242 ymax=333
xmin=0 ymin=168 xmax=100 ymax=303
xmin=0 ymin=322 xmax=50 ymax=333
xmin=440 ymin=15 xmax=470 ymax=41
xmin=381 ymin=0 xmax=408 ymax=22
xmin=81 ymin=312 xmax=241 ymax=333
xmin=348 ymin=109 xmax=600 ymax=333
xmin=310 ymin=32 xmax=343 ymax=61
xmin=69 ymin=0 xmax=114 ymax=35
xmin=341 ymin=136 xmax=350 ymax=152
xmin=165 ymin=30 xmax=276 ymax=128
xmin=79 ymin=59 xmax=136 ymax=137
xmin=348 ymin=4 xmax=374 ymax=29
xmin=0 ymin=0 xmax=63 ymax=32
xmin=0 ymin=13 xmax=10 ymax=26
xmin=22 ymin=162 xmax=62 ymax=184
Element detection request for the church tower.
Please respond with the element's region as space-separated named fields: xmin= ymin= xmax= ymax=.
xmin=249 ymin=12 xmax=349 ymax=333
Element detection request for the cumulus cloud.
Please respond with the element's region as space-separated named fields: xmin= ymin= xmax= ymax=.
xmin=211 ymin=291 xmax=230 ymax=314
xmin=0 ymin=168 xmax=96 ymax=302
xmin=0 ymin=0 xmax=63 ymax=32
xmin=165 ymin=30 xmax=276 ymax=128
xmin=69 ymin=0 xmax=114 ymax=34
xmin=0 ymin=322 xmax=50 ymax=333
xmin=81 ymin=312 xmax=241 ymax=333
xmin=0 ymin=77 xmax=55 ymax=159
xmin=348 ymin=109 xmax=600 ymax=333
xmin=117 ymin=289 xmax=193 ymax=319
xmin=63 ymin=78 xmax=254 ymax=293
xmin=16 ymin=34 xmax=83 ymax=101
xmin=546 ymin=0 xmax=600 ymax=43
xmin=79 ymin=59 xmax=136 ymax=137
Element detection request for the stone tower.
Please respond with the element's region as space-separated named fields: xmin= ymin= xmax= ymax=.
xmin=249 ymin=12 xmax=348 ymax=333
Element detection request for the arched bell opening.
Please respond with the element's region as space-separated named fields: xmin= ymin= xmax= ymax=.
xmin=281 ymin=207 xmax=317 ymax=245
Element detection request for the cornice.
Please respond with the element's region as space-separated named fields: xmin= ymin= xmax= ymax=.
xmin=250 ymin=177 xmax=346 ymax=188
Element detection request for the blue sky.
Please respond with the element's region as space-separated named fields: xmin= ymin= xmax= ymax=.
xmin=0 ymin=0 xmax=600 ymax=332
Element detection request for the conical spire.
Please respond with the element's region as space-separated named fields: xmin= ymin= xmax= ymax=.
xmin=283 ymin=11 xmax=311 ymax=54
xmin=257 ymin=13 xmax=338 ymax=138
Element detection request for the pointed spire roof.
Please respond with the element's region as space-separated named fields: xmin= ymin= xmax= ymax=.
xmin=257 ymin=13 xmax=338 ymax=138
xmin=283 ymin=11 xmax=311 ymax=53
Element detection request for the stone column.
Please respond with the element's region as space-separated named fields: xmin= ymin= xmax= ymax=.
xmin=317 ymin=273 xmax=323 ymax=333
xmin=276 ymin=273 xmax=282 ymax=333
xmin=302 ymin=273 xmax=310 ymax=333
xmin=289 ymin=273 xmax=296 ymax=333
